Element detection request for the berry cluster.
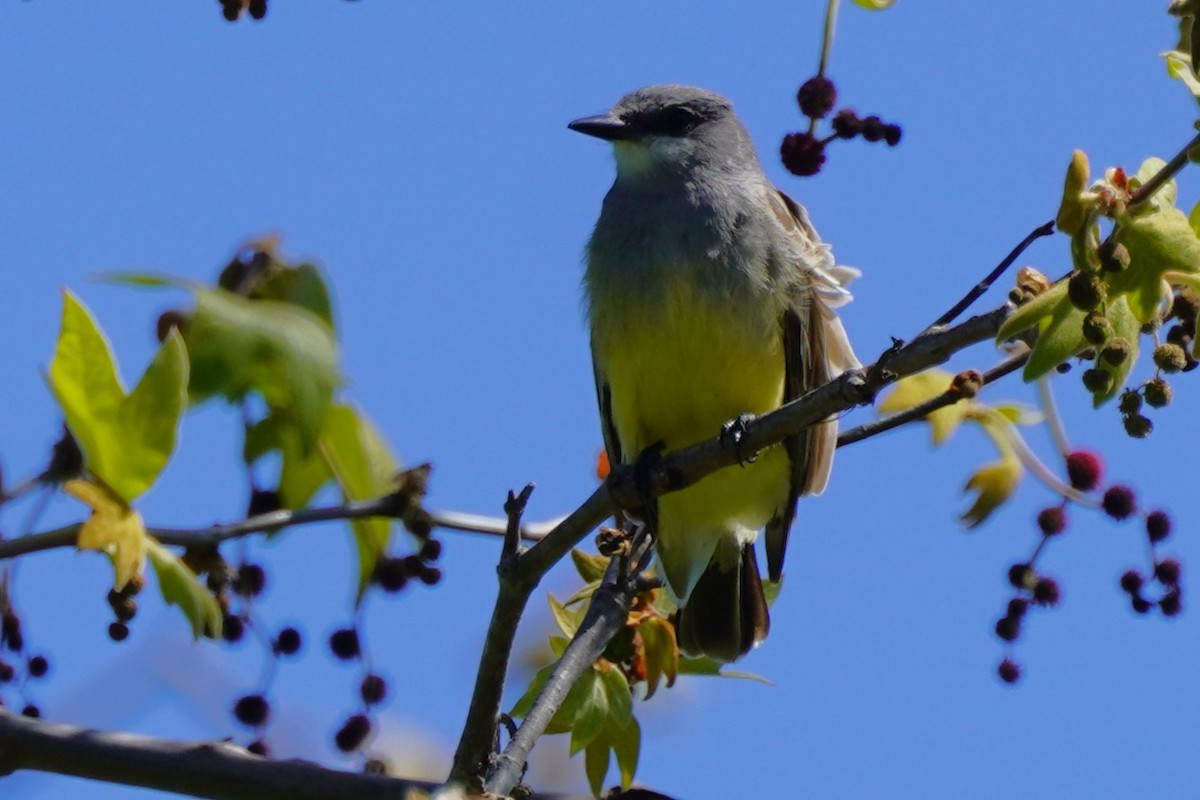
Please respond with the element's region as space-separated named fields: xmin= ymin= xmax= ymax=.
xmin=780 ymin=75 xmax=902 ymax=177
xmin=993 ymin=449 xmax=1180 ymax=684
xmin=106 ymin=577 xmax=143 ymax=642
xmin=0 ymin=604 xmax=51 ymax=718
xmin=327 ymin=624 xmax=391 ymax=756
xmin=219 ymin=0 xmax=267 ymax=21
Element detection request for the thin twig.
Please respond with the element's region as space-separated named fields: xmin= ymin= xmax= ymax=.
xmin=837 ymin=351 xmax=1029 ymax=448
xmin=923 ymin=220 xmax=1055 ymax=333
xmin=483 ymin=559 xmax=637 ymax=796
xmin=1129 ymin=130 xmax=1200 ymax=206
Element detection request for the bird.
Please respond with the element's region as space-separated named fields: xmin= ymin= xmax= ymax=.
xmin=571 ymin=84 xmax=859 ymax=662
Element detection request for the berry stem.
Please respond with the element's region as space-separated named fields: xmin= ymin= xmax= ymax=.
xmin=1036 ymin=378 xmax=1072 ymax=459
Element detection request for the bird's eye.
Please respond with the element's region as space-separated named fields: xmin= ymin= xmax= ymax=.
xmin=646 ymin=106 xmax=702 ymax=137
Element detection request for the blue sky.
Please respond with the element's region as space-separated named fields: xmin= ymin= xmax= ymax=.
xmin=1 ymin=2 xmax=1198 ymax=798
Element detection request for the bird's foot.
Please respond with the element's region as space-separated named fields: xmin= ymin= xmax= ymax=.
xmin=721 ymin=413 xmax=759 ymax=465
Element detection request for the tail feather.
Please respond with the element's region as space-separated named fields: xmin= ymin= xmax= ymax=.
xmin=676 ymin=544 xmax=769 ymax=662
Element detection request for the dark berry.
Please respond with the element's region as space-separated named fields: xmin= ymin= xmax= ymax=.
xmin=1006 ymin=598 xmax=1029 ymax=619
xmin=1167 ymin=323 xmax=1192 ymax=347
xmin=402 ymin=555 xmax=424 ymax=575
xmin=360 ymin=673 xmax=388 ymax=706
xmin=248 ymin=0 xmax=267 ymax=19
xmin=1132 ymin=595 xmax=1153 ymax=614
xmin=1065 ymin=451 xmax=1103 ymax=491
xmin=418 ymin=566 xmax=443 ymax=586
xmin=1082 ymin=312 xmax=1114 ymax=345
xmin=222 ymin=614 xmax=246 ymax=644
xmin=1007 ymin=563 xmax=1034 ymax=589
xmin=1154 ymin=343 xmax=1188 ymax=373
xmin=780 ymin=132 xmax=826 ymax=177
xmin=233 ymin=694 xmax=270 ymax=727
xmin=27 ymin=655 xmax=49 ymax=678
xmin=1098 ymin=240 xmax=1130 ymax=272
xmin=1119 ymin=569 xmax=1144 ymax=594
xmin=1082 ymin=368 xmax=1113 ymax=395
xmin=329 ymin=627 xmax=361 ymax=661
xmin=1032 ymin=578 xmax=1061 ymax=607
xmin=374 ymin=558 xmax=409 ymax=593
xmin=1146 ymin=510 xmax=1172 ymax=543
xmin=335 ymin=714 xmax=372 ymax=752
xmin=1122 ymin=414 xmax=1153 ymax=439
xmin=2 ymin=614 xmax=23 ymax=652
xmin=247 ymin=739 xmax=270 ymax=757
xmin=1102 ymin=485 xmax=1137 ymax=520
xmin=0 ymin=662 xmax=14 ymax=682
xmin=45 ymin=427 xmax=84 ymax=482
xmin=796 ymin=76 xmax=837 ymax=119
xmin=831 ymin=108 xmax=861 ymax=139
xmin=1173 ymin=288 xmax=1200 ymax=322
xmin=882 ymin=124 xmax=903 ymax=146
xmin=995 ymin=616 xmax=1020 ymax=642
xmin=364 ymin=758 xmax=388 ymax=775
xmin=222 ymin=3 xmax=240 ymax=22
xmin=860 ymin=115 xmax=885 ymax=142
xmin=1144 ymin=378 xmax=1173 ymax=408
xmin=21 ymin=704 xmax=40 ymax=718
xmin=1037 ymin=506 xmax=1066 ymax=536
xmin=1067 ymin=271 xmax=1105 ymax=312
xmin=1160 ymin=590 xmax=1183 ymax=617
xmin=235 ymin=563 xmax=266 ymax=598
xmin=1100 ymin=338 xmax=1131 ymax=366
xmin=108 ymin=621 xmax=130 ymax=642
xmin=997 ymin=659 xmax=1021 ymax=684
xmin=274 ymin=626 xmax=302 ymax=656
xmin=1117 ymin=390 xmax=1143 ymax=416
xmin=1154 ymin=558 xmax=1182 ymax=586
xmin=419 ymin=539 xmax=443 ymax=562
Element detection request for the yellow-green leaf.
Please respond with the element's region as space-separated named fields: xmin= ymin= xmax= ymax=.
xmin=65 ymin=479 xmax=148 ymax=590
xmin=960 ymin=457 xmax=1022 ymax=528
xmin=549 ymin=593 xmax=587 ymax=639
xmin=996 ymin=280 xmax=1069 ymax=342
xmin=146 ymin=538 xmax=223 ymax=640
xmin=877 ymin=369 xmax=965 ymax=445
xmin=244 ymin=413 xmax=332 ymax=510
xmin=639 ymin=616 xmax=678 ymax=699
xmin=1112 ymin=205 xmax=1200 ymax=322
xmin=571 ymin=549 xmax=610 ymax=584
xmin=319 ymin=404 xmax=401 ymax=603
xmin=599 ymin=667 xmax=632 ymax=729
xmin=611 ymin=715 xmax=640 ymax=789
xmin=48 ymin=293 xmax=187 ymax=502
xmin=852 ymin=0 xmax=895 ymax=8
xmin=1023 ymin=291 xmax=1088 ymax=381
xmin=1056 ymin=150 xmax=1092 ymax=236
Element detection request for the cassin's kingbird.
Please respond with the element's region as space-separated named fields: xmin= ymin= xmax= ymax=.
xmin=571 ymin=85 xmax=859 ymax=662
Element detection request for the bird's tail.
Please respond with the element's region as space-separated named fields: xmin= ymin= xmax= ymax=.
xmin=675 ymin=543 xmax=769 ymax=662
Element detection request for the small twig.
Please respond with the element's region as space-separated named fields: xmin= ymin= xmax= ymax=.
xmin=483 ymin=558 xmax=636 ymax=797
xmin=1129 ymin=130 xmax=1200 ymax=207
xmin=837 ymin=351 xmax=1029 ymax=448
xmin=923 ymin=220 xmax=1055 ymax=334
xmin=503 ymin=484 xmax=536 ymax=561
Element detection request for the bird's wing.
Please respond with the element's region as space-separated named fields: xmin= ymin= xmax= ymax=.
xmin=591 ymin=336 xmax=624 ymax=469
xmin=763 ymin=189 xmax=860 ymax=582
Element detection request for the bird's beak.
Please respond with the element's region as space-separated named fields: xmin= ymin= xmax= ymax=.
xmin=568 ymin=114 xmax=636 ymax=142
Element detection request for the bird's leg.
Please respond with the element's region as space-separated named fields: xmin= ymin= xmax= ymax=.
xmin=721 ymin=412 xmax=759 ymax=466
xmin=631 ymin=442 xmax=664 ymax=537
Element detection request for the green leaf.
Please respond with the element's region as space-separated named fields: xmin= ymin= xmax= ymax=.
xmin=146 ymin=538 xmax=222 ymax=639
xmin=1055 ymin=150 xmax=1092 ymax=236
xmin=510 ymin=662 xmax=594 ymax=735
xmin=254 ymin=262 xmax=335 ymax=330
xmin=571 ymin=549 xmax=610 ymax=584
xmin=1090 ymin=296 xmax=1140 ymax=407
xmin=599 ymin=667 xmax=632 ymax=729
xmin=996 ymin=280 xmax=1069 ymax=342
xmin=1111 ymin=205 xmax=1200 ymax=322
xmin=243 ymin=413 xmax=332 ymax=510
xmin=48 ymin=291 xmax=187 ymax=502
xmin=611 ymin=715 xmax=640 ymax=789
xmin=549 ymin=593 xmax=587 ymax=638
xmin=852 ymin=0 xmax=895 ymax=8
xmin=185 ymin=286 xmax=339 ymax=450
xmin=1023 ymin=292 xmax=1088 ymax=381
xmin=569 ymin=669 xmax=609 ymax=755
xmin=960 ymin=457 xmax=1022 ymax=529
xmin=676 ymin=657 xmax=772 ymax=684
xmin=584 ymin=737 xmax=611 ymax=799
xmin=319 ymin=404 xmax=401 ymax=602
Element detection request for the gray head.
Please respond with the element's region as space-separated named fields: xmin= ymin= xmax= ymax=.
xmin=569 ymin=84 xmax=762 ymax=183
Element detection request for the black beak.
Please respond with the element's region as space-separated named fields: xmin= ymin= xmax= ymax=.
xmin=568 ymin=114 xmax=636 ymax=142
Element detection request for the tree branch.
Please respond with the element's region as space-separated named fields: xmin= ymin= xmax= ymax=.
xmin=0 ymin=707 xmax=427 ymax=800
